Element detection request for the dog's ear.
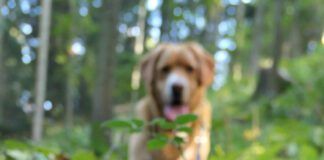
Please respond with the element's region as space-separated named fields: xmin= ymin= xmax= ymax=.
xmin=186 ymin=42 xmax=215 ymax=86
xmin=200 ymin=53 xmax=215 ymax=86
xmin=140 ymin=44 xmax=166 ymax=89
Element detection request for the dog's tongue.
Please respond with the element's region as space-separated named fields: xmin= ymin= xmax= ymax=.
xmin=163 ymin=105 xmax=189 ymax=121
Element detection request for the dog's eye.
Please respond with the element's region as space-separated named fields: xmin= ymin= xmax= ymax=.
xmin=185 ymin=66 xmax=194 ymax=73
xmin=161 ymin=66 xmax=170 ymax=74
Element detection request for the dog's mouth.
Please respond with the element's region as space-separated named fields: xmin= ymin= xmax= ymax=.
xmin=163 ymin=81 xmax=190 ymax=121
xmin=163 ymin=104 xmax=189 ymax=121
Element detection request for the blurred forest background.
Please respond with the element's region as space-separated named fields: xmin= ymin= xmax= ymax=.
xmin=0 ymin=0 xmax=324 ymax=159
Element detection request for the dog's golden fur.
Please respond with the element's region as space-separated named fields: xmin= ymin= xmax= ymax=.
xmin=129 ymin=42 xmax=214 ymax=160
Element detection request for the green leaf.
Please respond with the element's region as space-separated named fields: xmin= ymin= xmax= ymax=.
xmin=300 ymin=144 xmax=318 ymax=160
xmin=151 ymin=118 xmax=166 ymax=125
xmin=129 ymin=119 xmax=145 ymax=132
xmin=131 ymin=119 xmax=144 ymax=128
xmin=175 ymin=114 xmax=198 ymax=125
xmin=147 ymin=138 xmax=168 ymax=150
xmin=4 ymin=139 xmax=30 ymax=150
xmin=151 ymin=118 xmax=176 ymax=129
xmin=160 ymin=121 xmax=176 ymax=129
xmin=34 ymin=146 xmax=57 ymax=156
xmin=72 ymin=150 xmax=97 ymax=160
xmin=155 ymin=134 xmax=169 ymax=140
xmin=176 ymin=126 xmax=192 ymax=133
xmin=173 ymin=136 xmax=184 ymax=145
xmin=101 ymin=119 xmax=132 ymax=130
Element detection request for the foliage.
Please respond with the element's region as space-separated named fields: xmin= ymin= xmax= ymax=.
xmin=0 ymin=124 xmax=95 ymax=160
xmin=103 ymin=114 xmax=198 ymax=151
xmin=208 ymin=46 xmax=324 ymax=160
xmin=275 ymin=47 xmax=324 ymax=121
xmin=1 ymin=0 xmax=324 ymax=159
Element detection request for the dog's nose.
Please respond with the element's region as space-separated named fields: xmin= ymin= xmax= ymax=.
xmin=172 ymin=84 xmax=183 ymax=93
xmin=171 ymin=84 xmax=183 ymax=105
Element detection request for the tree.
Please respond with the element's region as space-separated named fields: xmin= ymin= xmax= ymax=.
xmin=253 ymin=0 xmax=290 ymax=99
xmin=250 ymin=0 xmax=266 ymax=75
xmin=271 ymin=0 xmax=283 ymax=74
xmin=160 ymin=1 xmax=172 ymax=41
xmin=131 ymin=0 xmax=147 ymax=106
xmin=64 ymin=0 xmax=78 ymax=130
xmin=288 ymin=0 xmax=303 ymax=58
xmin=92 ymin=0 xmax=121 ymax=122
xmin=204 ymin=0 xmax=222 ymax=51
xmin=134 ymin=0 xmax=147 ymax=55
xmin=0 ymin=0 xmax=5 ymax=125
xmin=91 ymin=0 xmax=121 ymax=152
xmin=32 ymin=0 xmax=52 ymax=141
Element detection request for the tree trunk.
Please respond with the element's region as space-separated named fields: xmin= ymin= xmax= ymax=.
xmin=229 ymin=2 xmax=245 ymax=82
xmin=91 ymin=0 xmax=121 ymax=150
xmin=250 ymin=0 xmax=266 ymax=76
xmin=160 ymin=1 xmax=171 ymax=41
xmin=253 ymin=0 xmax=287 ymax=99
xmin=271 ymin=0 xmax=283 ymax=73
xmin=269 ymin=0 xmax=284 ymax=95
xmin=65 ymin=60 xmax=76 ymax=129
xmin=64 ymin=0 xmax=78 ymax=130
xmin=131 ymin=0 xmax=147 ymax=106
xmin=92 ymin=0 xmax=121 ymax=122
xmin=32 ymin=0 xmax=52 ymax=141
xmin=65 ymin=79 xmax=74 ymax=129
xmin=289 ymin=0 xmax=302 ymax=57
xmin=134 ymin=0 xmax=147 ymax=55
xmin=203 ymin=1 xmax=221 ymax=51
xmin=0 ymin=0 xmax=5 ymax=125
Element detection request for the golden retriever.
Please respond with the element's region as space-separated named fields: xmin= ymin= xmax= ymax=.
xmin=129 ymin=42 xmax=214 ymax=160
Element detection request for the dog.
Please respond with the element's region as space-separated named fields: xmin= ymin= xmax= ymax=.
xmin=129 ymin=42 xmax=214 ymax=160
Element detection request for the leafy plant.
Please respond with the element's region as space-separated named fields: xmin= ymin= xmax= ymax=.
xmin=102 ymin=114 xmax=198 ymax=151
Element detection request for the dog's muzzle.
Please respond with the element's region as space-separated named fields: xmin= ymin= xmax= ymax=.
xmin=171 ymin=84 xmax=183 ymax=105
xmin=165 ymin=73 xmax=188 ymax=105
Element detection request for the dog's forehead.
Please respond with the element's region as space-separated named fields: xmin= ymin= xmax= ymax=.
xmin=157 ymin=45 xmax=197 ymax=68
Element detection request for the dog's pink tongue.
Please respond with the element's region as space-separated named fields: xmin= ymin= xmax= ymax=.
xmin=163 ymin=105 xmax=189 ymax=121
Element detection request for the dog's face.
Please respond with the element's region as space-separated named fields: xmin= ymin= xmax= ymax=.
xmin=141 ymin=42 xmax=214 ymax=121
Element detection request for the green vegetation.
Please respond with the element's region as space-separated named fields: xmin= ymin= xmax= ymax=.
xmin=0 ymin=0 xmax=323 ymax=159
xmin=1 ymin=47 xmax=323 ymax=159
xmin=210 ymin=47 xmax=324 ymax=159
xmin=104 ymin=114 xmax=198 ymax=150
